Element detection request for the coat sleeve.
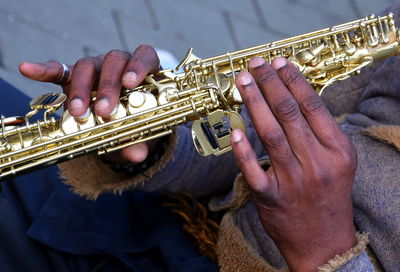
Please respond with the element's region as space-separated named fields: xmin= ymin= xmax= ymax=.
xmin=215 ymin=190 xmax=377 ymax=272
xmin=318 ymin=236 xmax=376 ymax=272
xmin=58 ymin=107 xmax=264 ymax=199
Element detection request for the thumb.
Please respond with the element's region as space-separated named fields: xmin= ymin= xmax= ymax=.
xmin=231 ymin=129 xmax=276 ymax=201
xmin=106 ymin=143 xmax=149 ymax=165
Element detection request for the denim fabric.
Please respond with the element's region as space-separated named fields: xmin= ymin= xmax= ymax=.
xmin=335 ymin=251 xmax=375 ymax=272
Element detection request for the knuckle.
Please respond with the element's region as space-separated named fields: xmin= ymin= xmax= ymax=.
xmin=340 ymin=144 xmax=358 ymax=168
xmin=75 ymin=57 xmax=98 ymax=70
xmin=281 ymin=67 xmax=305 ymax=86
xmin=136 ymin=44 xmax=160 ymax=68
xmin=106 ymin=49 xmax=130 ymax=60
xmin=311 ymin=166 xmax=332 ymax=184
xmin=305 ymin=159 xmax=333 ymax=186
xmin=261 ymin=130 xmax=287 ymax=150
xmin=137 ymin=44 xmax=156 ymax=54
xmin=99 ymin=79 xmax=118 ymax=92
xmin=274 ymin=99 xmax=301 ymax=122
xmin=332 ymin=135 xmax=358 ymax=166
xmin=252 ymin=177 xmax=274 ymax=199
xmin=301 ymin=95 xmax=325 ymax=116
xmin=256 ymin=68 xmax=278 ymax=84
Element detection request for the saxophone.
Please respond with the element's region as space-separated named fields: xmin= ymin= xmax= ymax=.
xmin=0 ymin=13 xmax=399 ymax=181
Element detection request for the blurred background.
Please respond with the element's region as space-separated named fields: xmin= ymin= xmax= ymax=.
xmin=0 ymin=0 xmax=396 ymax=99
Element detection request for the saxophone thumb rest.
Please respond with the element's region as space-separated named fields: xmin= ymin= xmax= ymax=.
xmin=0 ymin=13 xmax=399 ymax=181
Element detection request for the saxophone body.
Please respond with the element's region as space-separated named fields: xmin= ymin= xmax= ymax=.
xmin=0 ymin=13 xmax=399 ymax=181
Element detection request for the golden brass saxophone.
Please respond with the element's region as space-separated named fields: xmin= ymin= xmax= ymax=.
xmin=1 ymin=13 xmax=399 ymax=181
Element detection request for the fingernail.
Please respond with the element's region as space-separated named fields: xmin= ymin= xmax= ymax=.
xmin=249 ymin=57 xmax=265 ymax=69
xmin=75 ymin=108 xmax=91 ymax=122
xmin=107 ymin=104 xmax=119 ymax=119
xmin=272 ymin=57 xmax=287 ymax=70
xmin=232 ymin=129 xmax=242 ymax=143
xmin=95 ymin=98 xmax=110 ymax=116
xmin=238 ymin=73 xmax=252 ymax=86
xmin=122 ymin=71 xmax=137 ymax=86
xmin=69 ymin=98 xmax=84 ymax=115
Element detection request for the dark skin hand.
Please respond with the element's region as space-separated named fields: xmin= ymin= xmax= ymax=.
xmin=19 ymin=45 xmax=160 ymax=164
xmin=231 ymin=57 xmax=358 ymax=271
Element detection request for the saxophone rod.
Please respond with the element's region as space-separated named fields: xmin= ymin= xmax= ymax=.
xmin=0 ymin=98 xmax=213 ymax=170
xmin=201 ymin=14 xmax=395 ymax=65
xmin=0 ymin=93 xmax=211 ymax=161
xmin=0 ymin=130 xmax=175 ymax=179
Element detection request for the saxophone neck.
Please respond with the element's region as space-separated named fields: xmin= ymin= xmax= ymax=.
xmin=176 ymin=13 xmax=400 ymax=96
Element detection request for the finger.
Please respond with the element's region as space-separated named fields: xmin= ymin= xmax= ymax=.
xmin=95 ymin=50 xmax=130 ymax=117
xmin=67 ymin=57 xmax=101 ymax=117
xmin=231 ymin=129 xmax=277 ymax=199
xmin=274 ymin=58 xmax=348 ymax=147
xmin=106 ymin=143 xmax=148 ymax=164
xmin=19 ymin=61 xmax=72 ymax=84
xmin=249 ymin=57 xmax=319 ymax=157
xmin=235 ymin=71 xmax=295 ymax=167
xmin=122 ymin=45 xmax=160 ymax=89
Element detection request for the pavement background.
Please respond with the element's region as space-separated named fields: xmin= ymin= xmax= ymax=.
xmin=0 ymin=0 xmax=396 ymax=99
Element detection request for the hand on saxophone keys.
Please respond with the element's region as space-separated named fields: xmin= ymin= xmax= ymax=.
xmin=19 ymin=45 xmax=163 ymax=165
xmin=231 ymin=57 xmax=358 ymax=271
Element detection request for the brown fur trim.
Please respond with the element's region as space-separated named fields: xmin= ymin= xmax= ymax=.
xmin=217 ymin=211 xmax=288 ymax=272
xmin=209 ymin=159 xmax=271 ymax=212
xmin=318 ymin=232 xmax=369 ymax=272
xmin=334 ymin=113 xmax=349 ymax=124
xmin=58 ymin=133 xmax=178 ymax=199
xmin=363 ymin=125 xmax=400 ymax=151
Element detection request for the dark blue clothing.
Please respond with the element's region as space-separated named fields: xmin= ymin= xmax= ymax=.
xmin=0 ymin=78 xmax=218 ymax=272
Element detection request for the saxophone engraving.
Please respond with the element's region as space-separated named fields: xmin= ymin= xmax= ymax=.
xmin=0 ymin=13 xmax=399 ymax=181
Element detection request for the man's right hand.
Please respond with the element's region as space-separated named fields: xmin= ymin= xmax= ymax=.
xmin=231 ymin=57 xmax=358 ymax=272
xmin=19 ymin=45 xmax=160 ymax=165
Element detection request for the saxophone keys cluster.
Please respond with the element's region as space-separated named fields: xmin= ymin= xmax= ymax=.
xmin=61 ymin=90 xmax=159 ymax=135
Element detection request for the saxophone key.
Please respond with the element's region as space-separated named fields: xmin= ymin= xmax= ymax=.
xmin=1 ymin=116 xmax=25 ymax=134
xmin=231 ymin=86 xmax=242 ymax=104
xmin=127 ymin=91 xmax=157 ymax=116
xmin=0 ymin=141 xmax=12 ymax=153
xmin=157 ymin=88 xmax=179 ymax=105
xmin=29 ymin=93 xmax=67 ymax=110
xmin=61 ymin=109 xmax=96 ymax=135
xmin=96 ymin=103 xmax=127 ymax=125
xmin=206 ymin=73 xmax=231 ymax=95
